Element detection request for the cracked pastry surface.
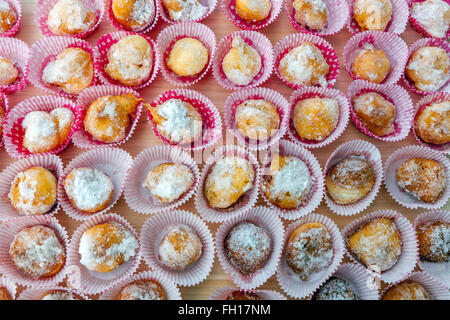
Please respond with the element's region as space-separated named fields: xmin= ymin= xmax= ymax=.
xmin=417 ymin=221 xmax=450 ymax=262
xmin=167 ymin=37 xmax=209 ymax=77
xmin=411 ymin=0 xmax=450 ymax=38
xmin=351 ymin=43 xmax=390 ymax=84
xmin=414 ymin=100 xmax=450 ymax=145
xmin=235 ymin=0 xmax=272 ymax=22
xmin=162 ymin=0 xmax=208 ymax=22
xmin=41 ymin=290 xmax=81 ymax=300
xmin=47 ymin=0 xmax=97 ymax=36
xmin=0 ymin=0 xmax=16 ymax=34
xmin=112 ymin=0 xmax=155 ymax=31
xmin=0 ymin=57 xmax=18 ymax=86
xmin=234 ymin=99 xmax=279 ymax=140
xmin=117 ymin=280 xmax=166 ymax=300
xmin=293 ymin=0 xmax=328 ymax=30
xmin=314 ymin=277 xmax=359 ymax=300
xmin=382 ymin=281 xmax=432 ymax=300
xmin=352 ymin=0 xmax=392 ymax=31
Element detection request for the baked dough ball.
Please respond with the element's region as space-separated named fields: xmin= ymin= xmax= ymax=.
xmin=0 ymin=0 xmax=17 ymax=34
xmin=417 ymin=221 xmax=450 ymax=262
xmin=0 ymin=287 xmax=11 ymax=300
xmin=162 ymin=0 xmax=208 ymax=21
xmin=225 ymin=290 xmax=262 ymax=300
xmin=144 ymin=163 xmax=194 ymax=203
xmin=326 ymin=155 xmax=375 ymax=204
xmin=293 ymin=96 xmax=339 ymax=141
xmin=0 ymin=57 xmax=18 ymax=86
xmin=117 ymin=280 xmax=166 ymax=300
xmin=84 ymin=93 xmax=142 ymax=143
xmin=42 ymin=47 xmax=94 ymax=95
xmin=105 ymin=35 xmax=153 ymax=87
xmin=279 ymin=42 xmax=329 ymax=87
xmin=225 ymin=221 xmax=272 ymax=275
xmin=262 ymin=153 xmax=313 ymax=209
xmin=353 ymin=0 xmax=392 ymax=31
xmin=112 ymin=0 xmax=156 ymax=31
xmin=348 ymin=218 xmax=402 ymax=272
xmin=167 ymin=37 xmax=209 ymax=77
xmin=204 ymin=156 xmax=255 ymax=209
xmin=22 ymin=111 xmax=60 ymax=154
xmin=41 ymin=290 xmax=80 ymax=300
xmin=293 ymin=0 xmax=328 ymax=30
xmin=382 ymin=281 xmax=432 ymax=300
xmin=158 ymin=224 xmax=202 ymax=270
xmin=79 ymin=221 xmax=139 ymax=273
xmin=148 ymin=98 xmax=203 ymax=145
xmin=222 ymin=36 xmax=262 ymax=86
xmin=235 ymin=0 xmax=272 ymax=22
xmin=351 ymin=43 xmax=390 ymax=84
xmin=396 ymin=158 xmax=445 ymax=203
xmin=47 ymin=0 xmax=97 ymax=36
xmin=64 ymin=167 xmax=114 ymax=213
xmin=406 ymin=46 xmax=449 ymax=92
xmin=9 ymin=225 xmax=65 ymax=279
xmin=411 ymin=0 xmax=450 ymax=38
xmin=314 ymin=277 xmax=359 ymax=300
xmin=234 ymin=99 xmax=279 ymax=140
xmin=415 ymin=101 xmax=450 ymax=145
xmin=50 ymin=107 xmax=75 ymax=144
xmin=353 ymin=92 xmax=395 ymax=136
xmin=9 ymin=167 xmax=57 ymax=216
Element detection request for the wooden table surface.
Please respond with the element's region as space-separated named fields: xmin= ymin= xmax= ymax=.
xmin=2 ymin=0 xmax=448 ymax=300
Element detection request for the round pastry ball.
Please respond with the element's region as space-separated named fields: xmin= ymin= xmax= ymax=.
xmin=22 ymin=111 xmax=60 ymax=154
xmin=158 ymin=224 xmax=203 ymax=270
xmin=417 ymin=222 xmax=450 ymax=262
xmin=162 ymin=0 xmax=208 ymax=22
xmin=293 ymin=96 xmax=339 ymax=141
xmin=0 ymin=0 xmax=17 ymax=34
xmin=314 ymin=277 xmax=359 ymax=300
xmin=415 ymin=101 xmax=450 ymax=145
xmin=411 ymin=0 xmax=450 ymax=39
xmin=285 ymin=222 xmax=333 ymax=281
xmin=382 ymin=281 xmax=432 ymax=300
xmin=347 ymin=217 xmax=402 ymax=272
xmin=353 ymin=0 xmax=392 ymax=31
xmin=112 ymin=0 xmax=156 ymax=31
xmin=0 ymin=287 xmax=11 ymax=300
xmin=117 ymin=280 xmax=166 ymax=300
xmin=235 ymin=0 xmax=272 ymax=22
xmin=225 ymin=290 xmax=262 ymax=300
xmin=0 ymin=57 xmax=18 ymax=86
xmin=47 ymin=0 xmax=97 ymax=36
xmin=351 ymin=44 xmax=390 ymax=84
xmin=293 ymin=0 xmax=328 ymax=30
xmin=167 ymin=37 xmax=209 ymax=77
xmin=9 ymin=166 xmax=57 ymax=216
xmin=41 ymin=290 xmax=80 ymax=300
xmin=225 ymin=221 xmax=272 ymax=275
xmin=9 ymin=225 xmax=65 ymax=279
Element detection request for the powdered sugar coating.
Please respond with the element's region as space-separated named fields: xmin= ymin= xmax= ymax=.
xmin=117 ymin=279 xmax=166 ymax=300
xmin=47 ymin=0 xmax=96 ymax=35
xmin=314 ymin=277 xmax=359 ymax=300
xmin=41 ymin=290 xmax=78 ymax=300
xmin=411 ymin=0 xmax=450 ymax=38
xmin=22 ymin=111 xmax=58 ymax=147
xmin=417 ymin=221 xmax=450 ymax=262
xmin=162 ymin=0 xmax=208 ymax=21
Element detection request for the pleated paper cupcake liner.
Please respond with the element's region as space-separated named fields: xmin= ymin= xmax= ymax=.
xmin=0 ymin=37 xmax=30 ymax=94
xmin=0 ymin=275 xmax=17 ymax=300
xmin=210 ymin=286 xmax=287 ymax=300
xmin=140 ymin=210 xmax=215 ymax=287
xmin=105 ymin=0 xmax=159 ymax=34
xmin=0 ymin=93 xmax=10 ymax=148
xmin=0 ymin=0 xmax=21 ymax=37
xmin=408 ymin=0 xmax=450 ymax=40
xmin=158 ymin=0 xmax=217 ymax=23
xmin=17 ymin=286 xmax=90 ymax=300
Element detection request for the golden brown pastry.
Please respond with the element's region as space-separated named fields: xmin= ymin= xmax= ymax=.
xmin=22 ymin=111 xmax=60 ymax=154
xmin=351 ymin=43 xmax=390 ymax=84
xmin=293 ymin=0 xmax=328 ymax=30
xmin=235 ymin=0 xmax=272 ymax=22
xmin=47 ymin=0 xmax=97 ymax=36
xmin=234 ymin=99 xmax=279 ymax=140
xmin=112 ymin=0 xmax=156 ymax=31
xmin=117 ymin=280 xmax=166 ymax=300
xmin=353 ymin=0 xmax=392 ymax=31
xmin=0 ymin=287 xmax=11 ymax=300
xmin=382 ymin=281 xmax=432 ymax=300
xmin=225 ymin=290 xmax=262 ymax=300
xmin=314 ymin=277 xmax=359 ymax=300
xmin=0 ymin=0 xmax=17 ymax=34
xmin=162 ymin=0 xmax=208 ymax=21
xmin=167 ymin=37 xmax=209 ymax=77
xmin=415 ymin=101 xmax=450 ymax=145
xmin=0 ymin=57 xmax=18 ymax=86
xmin=417 ymin=221 xmax=450 ymax=262
xmin=40 ymin=290 xmax=80 ymax=300
xmin=50 ymin=107 xmax=75 ymax=144
xmin=411 ymin=0 xmax=450 ymax=38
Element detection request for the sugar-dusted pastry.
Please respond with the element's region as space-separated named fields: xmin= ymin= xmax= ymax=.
xmin=84 ymin=93 xmax=142 ymax=143
xmin=417 ymin=221 xmax=450 ymax=262
xmin=411 ymin=0 xmax=450 ymax=38
xmin=262 ymin=153 xmax=313 ymax=209
xmin=406 ymin=46 xmax=449 ymax=92
xmin=148 ymin=98 xmax=203 ymax=145
xmin=162 ymin=0 xmax=208 ymax=21
xmin=279 ymin=42 xmax=329 ymax=87
xmin=225 ymin=221 xmax=272 ymax=275
xmin=204 ymin=156 xmax=255 ymax=209
xmin=222 ymin=36 xmax=262 ymax=86
xmin=112 ymin=0 xmax=156 ymax=31
xmin=0 ymin=57 xmax=18 ymax=86
xmin=235 ymin=0 xmax=272 ymax=22
xmin=0 ymin=287 xmax=11 ymax=300
xmin=351 ymin=43 xmax=390 ymax=84
xmin=225 ymin=290 xmax=262 ymax=300
xmin=22 ymin=111 xmax=60 ymax=154
xmin=9 ymin=167 xmax=57 ymax=216
xmin=79 ymin=221 xmax=139 ymax=273
xmin=348 ymin=217 xmax=402 ymax=272
xmin=415 ymin=100 xmax=450 ymax=145
xmin=0 ymin=0 xmax=17 ymax=34
xmin=396 ymin=158 xmax=445 ymax=203
xmin=382 ymin=281 xmax=432 ymax=300
xmin=42 ymin=47 xmax=94 ymax=95
xmin=353 ymin=0 xmax=392 ymax=31
xmin=293 ymin=0 xmax=328 ymax=30
xmin=167 ymin=37 xmax=209 ymax=77
xmin=285 ymin=222 xmax=333 ymax=281
xmin=117 ymin=280 xmax=166 ymax=300
xmin=47 ymin=0 xmax=97 ymax=36
xmin=9 ymin=225 xmax=65 ymax=279
xmin=64 ymin=167 xmax=114 ymax=213
xmin=105 ymin=35 xmax=153 ymax=87
xmin=234 ymin=99 xmax=279 ymax=140
xmin=293 ymin=96 xmax=339 ymax=141
xmin=50 ymin=107 xmax=75 ymax=144
xmin=41 ymin=290 xmax=80 ymax=300
xmin=326 ymin=155 xmax=375 ymax=204
xmin=314 ymin=277 xmax=359 ymax=300
xmin=353 ymin=92 xmax=395 ymax=137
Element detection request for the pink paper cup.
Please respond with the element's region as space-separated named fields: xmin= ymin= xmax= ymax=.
xmin=94 ymin=31 xmax=159 ymax=90
xmin=414 ymin=210 xmax=450 ymax=288
xmin=66 ymin=213 xmax=141 ymax=294
xmin=156 ymin=22 xmax=216 ymax=87
xmin=148 ymin=89 xmax=222 ymax=151
xmin=276 ymin=213 xmax=345 ymax=299
xmin=342 ymin=210 xmax=418 ymax=284
xmin=105 ymin=0 xmax=159 ymax=34
xmin=343 ymin=31 xmax=409 ymax=85
xmin=286 ymin=0 xmax=350 ymax=36
xmin=0 ymin=154 xmax=63 ymax=220
xmin=124 ymin=145 xmax=199 ymax=215
xmin=223 ymin=87 xmax=289 ymax=151
xmin=213 ymin=31 xmax=274 ymax=90
xmin=408 ymin=0 xmax=450 ymax=40
xmin=0 ymin=0 xmax=21 ymax=37
xmin=384 ymin=145 xmax=450 ymax=209
xmin=194 ymin=145 xmax=260 ymax=223
xmin=324 ymin=140 xmax=383 ymax=216
xmin=140 ymin=210 xmax=215 ymax=287
xmin=287 ymin=86 xmax=350 ymax=149
xmin=274 ymin=33 xmax=339 ymax=90
xmin=260 ymin=139 xmax=324 ymax=220
xmin=34 ymin=0 xmax=104 ymax=38
xmin=347 ymin=80 xmax=414 ymax=142
xmin=158 ymin=0 xmax=217 ymax=23
xmin=72 ymin=85 xmax=144 ymax=149
xmin=210 ymin=286 xmax=287 ymax=300
xmin=0 ymin=275 xmax=17 ymax=300
xmin=0 ymin=93 xmax=10 ymax=147
xmin=0 ymin=37 xmax=30 ymax=94
xmin=99 ymin=271 xmax=181 ymax=300
xmin=3 ymin=95 xmax=83 ymax=160
xmin=216 ymin=206 xmax=284 ymax=290
xmin=0 ymin=215 xmax=69 ymax=288
xmin=28 ymin=36 xmax=98 ymax=98
xmin=347 ymin=0 xmax=409 ymax=35
xmin=57 ymin=147 xmax=133 ymax=221
xmin=17 ymin=286 xmax=90 ymax=300
xmin=220 ymin=0 xmax=283 ymax=30
xmin=402 ymin=38 xmax=450 ymax=95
